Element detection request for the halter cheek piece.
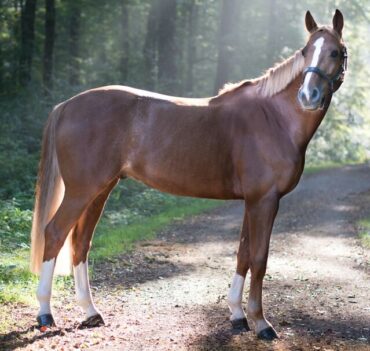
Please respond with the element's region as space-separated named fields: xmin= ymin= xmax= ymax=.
xmin=302 ymin=46 xmax=348 ymax=93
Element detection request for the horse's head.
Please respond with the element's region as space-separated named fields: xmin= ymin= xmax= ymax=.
xmin=298 ymin=10 xmax=347 ymax=111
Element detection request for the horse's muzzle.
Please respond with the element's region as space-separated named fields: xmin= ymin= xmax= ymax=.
xmin=298 ymin=86 xmax=323 ymax=111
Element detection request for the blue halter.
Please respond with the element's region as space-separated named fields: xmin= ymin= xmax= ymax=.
xmin=303 ymin=46 xmax=348 ymax=93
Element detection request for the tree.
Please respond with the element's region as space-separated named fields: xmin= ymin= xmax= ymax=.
xmin=214 ymin=0 xmax=241 ymax=94
xmin=42 ymin=0 xmax=56 ymax=93
xmin=143 ymin=0 xmax=159 ymax=90
xmin=68 ymin=0 xmax=82 ymax=86
xmin=120 ymin=0 xmax=130 ymax=83
xmin=19 ymin=0 xmax=37 ymax=85
xmin=143 ymin=0 xmax=178 ymax=93
xmin=157 ymin=0 xmax=177 ymax=93
xmin=185 ymin=0 xmax=198 ymax=95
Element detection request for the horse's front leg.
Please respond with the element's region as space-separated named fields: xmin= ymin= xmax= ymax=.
xmin=247 ymin=193 xmax=279 ymax=340
xmin=227 ymin=208 xmax=250 ymax=332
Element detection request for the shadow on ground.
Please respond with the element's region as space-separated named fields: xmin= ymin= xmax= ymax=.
xmin=0 ymin=326 xmax=76 ymax=351
xmin=92 ymin=248 xmax=196 ymax=290
xmin=188 ymin=302 xmax=370 ymax=351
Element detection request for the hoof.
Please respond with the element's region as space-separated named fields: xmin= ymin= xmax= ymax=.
xmin=257 ymin=326 xmax=279 ymax=341
xmin=231 ymin=318 xmax=251 ymax=334
xmin=37 ymin=314 xmax=56 ymax=328
xmin=79 ymin=314 xmax=105 ymax=329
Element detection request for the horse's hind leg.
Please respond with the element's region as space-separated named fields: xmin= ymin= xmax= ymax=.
xmin=37 ymin=189 xmax=100 ymax=327
xmin=71 ymin=178 xmax=119 ymax=328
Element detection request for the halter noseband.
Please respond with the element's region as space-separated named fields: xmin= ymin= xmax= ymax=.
xmin=302 ymin=46 xmax=348 ymax=93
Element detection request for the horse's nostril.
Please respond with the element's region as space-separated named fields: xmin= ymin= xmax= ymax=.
xmin=311 ymin=88 xmax=320 ymax=102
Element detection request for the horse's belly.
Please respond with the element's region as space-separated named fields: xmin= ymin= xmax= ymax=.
xmin=125 ymin=165 xmax=242 ymax=200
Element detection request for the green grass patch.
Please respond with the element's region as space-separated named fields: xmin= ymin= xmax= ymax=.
xmin=0 ymin=249 xmax=73 ymax=305
xmin=91 ymin=198 xmax=220 ymax=261
xmin=0 ymin=190 xmax=222 ymax=304
xmin=304 ymin=160 xmax=366 ymax=175
xmin=304 ymin=161 xmax=349 ymax=175
xmin=357 ymin=218 xmax=370 ymax=249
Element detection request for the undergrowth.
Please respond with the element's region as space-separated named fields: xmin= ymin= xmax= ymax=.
xmin=357 ymin=217 xmax=370 ymax=249
xmin=0 ymin=182 xmax=220 ymax=304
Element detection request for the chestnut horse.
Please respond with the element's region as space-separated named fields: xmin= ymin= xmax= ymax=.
xmin=30 ymin=10 xmax=347 ymax=340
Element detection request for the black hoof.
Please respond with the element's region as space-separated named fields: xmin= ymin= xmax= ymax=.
xmin=231 ymin=318 xmax=251 ymax=334
xmin=257 ymin=326 xmax=279 ymax=341
xmin=37 ymin=314 xmax=56 ymax=328
xmin=79 ymin=314 xmax=105 ymax=329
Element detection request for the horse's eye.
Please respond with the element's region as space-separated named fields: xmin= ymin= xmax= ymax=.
xmin=331 ymin=50 xmax=339 ymax=58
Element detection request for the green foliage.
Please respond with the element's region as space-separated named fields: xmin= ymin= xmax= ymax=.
xmin=306 ymin=0 xmax=370 ymax=165
xmin=0 ymin=199 xmax=32 ymax=250
xmin=0 ymin=0 xmax=370 ymax=304
xmin=358 ymin=218 xmax=370 ymax=249
xmin=0 ymin=1 xmax=370 ymax=198
xmin=0 ymin=180 xmax=220 ymax=303
xmin=0 ymin=198 xmax=34 ymax=303
xmin=91 ymin=196 xmax=219 ymax=262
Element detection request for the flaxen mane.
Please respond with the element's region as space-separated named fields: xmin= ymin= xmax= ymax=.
xmin=218 ymin=26 xmax=343 ymax=99
xmin=219 ymin=49 xmax=305 ymax=98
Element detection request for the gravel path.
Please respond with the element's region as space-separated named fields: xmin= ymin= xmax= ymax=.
xmin=1 ymin=164 xmax=370 ymax=351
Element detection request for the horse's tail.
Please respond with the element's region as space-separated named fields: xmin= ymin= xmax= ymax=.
xmin=30 ymin=102 xmax=72 ymax=275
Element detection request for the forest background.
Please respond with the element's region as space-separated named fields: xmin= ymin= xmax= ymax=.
xmin=0 ymin=0 xmax=369 ymax=304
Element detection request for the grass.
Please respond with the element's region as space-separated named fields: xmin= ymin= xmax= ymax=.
xmin=91 ymin=198 xmax=220 ymax=261
xmin=0 ymin=249 xmax=73 ymax=305
xmin=304 ymin=162 xmax=343 ymax=175
xmin=0 ymin=195 xmax=221 ymax=305
xmin=357 ymin=217 xmax=370 ymax=249
xmin=304 ymin=161 xmax=356 ymax=175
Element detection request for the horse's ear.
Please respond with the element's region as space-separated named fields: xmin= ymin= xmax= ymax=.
xmin=332 ymin=9 xmax=344 ymax=37
xmin=305 ymin=11 xmax=318 ymax=33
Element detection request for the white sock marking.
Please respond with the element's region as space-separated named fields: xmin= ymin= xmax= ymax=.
xmin=74 ymin=261 xmax=99 ymax=318
xmin=248 ymin=299 xmax=271 ymax=333
xmin=36 ymin=258 xmax=55 ymax=316
xmin=302 ymin=37 xmax=325 ymax=100
xmin=227 ymin=273 xmax=246 ymax=321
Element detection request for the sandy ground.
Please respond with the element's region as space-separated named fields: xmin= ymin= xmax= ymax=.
xmin=1 ymin=164 xmax=370 ymax=351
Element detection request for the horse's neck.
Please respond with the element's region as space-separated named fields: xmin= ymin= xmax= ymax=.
xmin=279 ymin=76 xmax=330 ymax=150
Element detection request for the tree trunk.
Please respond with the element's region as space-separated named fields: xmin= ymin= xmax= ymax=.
xmin=214 ymin=0 xmax=240 ymax=94
xmin=42 ymin=0 xmax=55 ymax=94
xmin=68 ymin=1 xmax=81 ymax=86
xmin=157 ymin=0 xmax=177 ymax=93
xmin=19 ymin=0 xmax=37 ymax=85
xmin=185 ymin=0 xmax=198 ymax=95
xmin=143 ymin=0 xmax=159 ymax=90
xmin=120 ymin=0 xmax=130 ymax=83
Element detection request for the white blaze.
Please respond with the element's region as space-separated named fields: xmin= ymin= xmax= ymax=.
xmin=36 ymin=258 xmax=55 ymax=315
xmin=227 ymin=273 xmax=246 ymax=320
xmin=302 ymin=37 xmax=325 ymax=100
xmin=74 ymin=261 xmax=99 ymax=318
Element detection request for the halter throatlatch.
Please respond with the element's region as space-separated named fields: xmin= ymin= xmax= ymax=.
xmin=303 ymin=46 xmax=348 ymax=93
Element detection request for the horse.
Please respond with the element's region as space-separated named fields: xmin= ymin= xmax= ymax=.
xmin=30 ymin=10 xmax=347 ymax=340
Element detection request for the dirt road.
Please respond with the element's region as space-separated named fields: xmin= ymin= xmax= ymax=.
xmin=1 ymin=165 xmax=370 ymax=350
